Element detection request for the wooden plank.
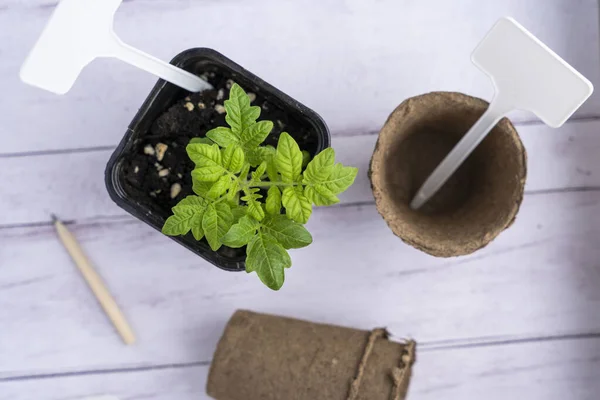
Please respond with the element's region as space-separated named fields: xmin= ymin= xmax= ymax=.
xmin=413 ymin=337 xmax=600 ymax=400
xmin=2 ymin=337 xmax=599 ymax=400
xmin=2 ymin=190 xmax=600 ymax=376
xmin=0 ymin=363 xmax=210 ymax=400
xmin=1 ymin=0 xmax=598 ymax=153
xmin=1 ymin=119 xmax=600 ymax=227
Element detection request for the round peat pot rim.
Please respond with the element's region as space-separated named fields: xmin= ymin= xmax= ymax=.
xmin=369 ymin=92 xmax=527 ymax=257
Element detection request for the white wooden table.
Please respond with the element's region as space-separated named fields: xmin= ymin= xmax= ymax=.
xmin=2 ymin=1 xmax=600 ymax=399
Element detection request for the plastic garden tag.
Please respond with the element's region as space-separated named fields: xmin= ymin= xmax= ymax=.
xmin=411 ymin=17 xmax=593 ymax=209
xmin=20 ymin=0 xmax=211 ymax=94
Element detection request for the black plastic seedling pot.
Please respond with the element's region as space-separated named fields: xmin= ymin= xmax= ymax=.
xmin=105 ymin=48 xmax=330 ymax=272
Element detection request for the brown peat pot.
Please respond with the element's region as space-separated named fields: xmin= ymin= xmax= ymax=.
xmin=207 ymin=310 xmax=416 ymax=400
xmin=369 ymin=92 xmax=527 ymax=257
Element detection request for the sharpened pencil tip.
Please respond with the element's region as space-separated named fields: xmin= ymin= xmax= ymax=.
xmin=50 ymin=213 xmax=59 ymax=223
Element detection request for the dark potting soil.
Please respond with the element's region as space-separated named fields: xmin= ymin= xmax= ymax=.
xmin=120 ymin=66 xmax=318 ymax=257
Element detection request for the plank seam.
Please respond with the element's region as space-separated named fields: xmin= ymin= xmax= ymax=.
xmin=417 ymin=332 xmax=600 ymax=352
xmin=2 ymin=332 xmax=600 ymax=383
xmin=1 ymin=114 xmax=599 ymax=158
xmin=2 ymin=186 xmax=600 ymax=231
xmin=0 ymin=361 xmax=211 ymax=383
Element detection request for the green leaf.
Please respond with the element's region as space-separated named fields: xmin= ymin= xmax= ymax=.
xmin=266 ymin=162 xmax=278 ymax=182
xmin=241 ymin=120 xmax=273 ymax=148
xmin=241 ymin=188 xmax=264 ymax=221
xmin=221 ymin=215 xmax=260 ymax=248
xmin=302 ymin=158 xmax=356 ymax=205
xmin=246 ymin=233 xmax=291 ymax=291
xmin=304 ymin=185 xmax=340 ymax=206
xmin=303 ymin=148 xmax=335 ymax=183
xmin=207 ymin=127 xmax=239 ymax=147
xmin=163 ymin=196 xmax=208 ymax=237
xmin=162 ymin=213 xmax=193 ymax=236
xmin=190 ymin=214 xmax=205 ymax=241
xmin=191 ymin=166 xmax=225 ymax=182
xmin=242 ymin=187 xmax=261 ymax=199
xmin=187 ymin=143 xmax=222 ymax=167
xmin=206 ymin=175 xmax=231 ymax=199
xmin=251 ymin=161 xmax=267 ymax=183
xmin=245 ymin=148 xmax=261 ymax=167
xmin=251 ymin=146 xmax=278 ymax=180
xmin=172 ymin=195 xmax=208 ymax=212
xmin=265 ymin=187 xmax=282 ymax=215
xmin=275 ymin=132 xmax=303 ymax=183
xmin=302 ymin=150 xmax=311 ymax=168
xmin=239 ymin=164 xmax=251 ymax=180
xmin=246 ymin=146 xmax=275 ymax=168
xmin=193 ymin=180 xmax=213 ymax=197
xmin=225 ymin=83 xmax=261 ymax=134
xmin=231 ymin=205 xmax=248 ymax=223
xmin=222 ymin=145 xmax=245 ymax=173
xmin=247 ymin=200 xmax=265 ymax=221
xmin=281 ymin=186 xmax=312 ymax=223
xmin=266 ymin=160 xmax=279 ymax=182
xmin=202 ymin=203 xmax=234 ymax=251
xmin=227 ymin=179 xmax=240 ymax=203
xmin=189 ymin=137 xmax=213 ymax=145
xmin=319 ymin=163 xmax=359 ymax=194
xmin=261 ymin=215 xmax=312 ymax=249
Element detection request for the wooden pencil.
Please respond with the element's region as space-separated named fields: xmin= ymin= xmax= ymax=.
xmin=52 ymin=215 xmax=136 ymax=345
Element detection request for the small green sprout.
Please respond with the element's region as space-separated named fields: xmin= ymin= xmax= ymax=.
xmin=162 ymin=83 xmax=358 ymax=290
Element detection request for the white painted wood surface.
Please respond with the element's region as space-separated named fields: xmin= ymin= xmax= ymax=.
xmin=3 ymin=190 xmax=600 ymax=378
xmin=2 ymin=0 xmax=600 ymax=399
xmin=2 ymin=120 xmax=600 ymax=226
xmin=2 ymin=0 xmax=600 ymax=153
xmin=3 ymin=338 xmax=600 ymax=400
